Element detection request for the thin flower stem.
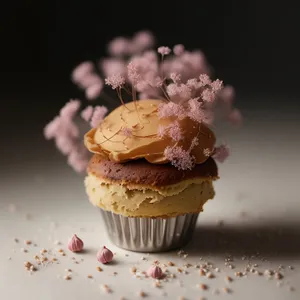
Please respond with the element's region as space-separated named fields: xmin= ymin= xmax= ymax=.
xmin=160 ymin=84 xmax=171 ymax=102
xmin=117 ymin=88 xmax=131 ymax=111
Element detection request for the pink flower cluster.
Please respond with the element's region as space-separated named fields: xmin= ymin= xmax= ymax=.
xmin=45 ymin=30 xmax=242 ymax=172
xmin=72 ymin=62 xmax=104 ymax=100
xmin=44 ymin=101 xmax=107 ymax=172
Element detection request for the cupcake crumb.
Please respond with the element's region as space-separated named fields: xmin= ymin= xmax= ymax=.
xmin=275 ymin=272 xmax=283 ymax=280
xmin=235 ymin=271 xmax=243 ymax=277
xmin=96 ymin=266 xmax=103 ymax=272
xmin=225 ymin=276 xmax=233 ymax=282
xmin=101 ymin=284 xmax=112 ymax=293
xmin=206 ymin=272 xmax=214 ymax=279
xmin=138 ymin=290 xmax=147 ymax=297
xmin=24 ymin=261 xmax=33 ymax=270
xmin=199 ymin=269 xmax=206 ymax=276
xmin=223 ymin=287 xmax=232 ymax=294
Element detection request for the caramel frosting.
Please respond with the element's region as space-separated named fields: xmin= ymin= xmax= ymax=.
xmin=84 ymin=99 xmax=216 ymax=165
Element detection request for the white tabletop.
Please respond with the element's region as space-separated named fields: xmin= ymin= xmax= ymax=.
xmin=1 ymin=110 xmax=300 ymax=300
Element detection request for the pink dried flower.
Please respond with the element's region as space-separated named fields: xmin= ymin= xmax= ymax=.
xmin=158 ymin=102 xmax=186 ymax=119
xmin=108 ymin=37 xmax=131 ymax=56
xmin=97 ymin=246 xmax=113 ymax=264
xmin=85 ymin=82 xmax=103 ymax=100
xmin=78 ymin=73 xmax=102 ymax=89
xmin=70 ymin=159 xmax=88 ymax=173
xmin=136 ymin=80 xmax=149 ymax=92
xmin=162 ymin=50 xmax=210 ymax=83
xmin=157 ymin=123 xmax=183 ymax=141
xmin=127 ymin=61 xmax=141 ymax=85
xmin=132 ymin=31 xmax=155 ymax=52
xmin=164 ymin=146 xmax=195 ymax=170
xmin=143 ymin=50 xmax=157 ymax=62
xmin=44 ymin=117 xmax=60 ymax=140
xmin=72 ymin=61 xmax=94 ymax=82
xmin=81 ymin=106 xmax=94 ymax=122
xmin=105 ymin=74 xmax=125 ymax=89
xmin=218 ymin=85 xmax=235 ymax=107
xmin=211 ymin=79 xmax=223 ymax=92
xmin=189 ymin=137 xmax=199 ymax=151
xmin=170 ymin=73 xmax=181 ymax=83
xmin=154 ymin=76 xmax=164 ymax=88
xmin=168 ymin=122 xmax=183 ymax=141
xmin=63 ymin=120 xmax=80 ymax=138
xmin=68 ymin=234 xmax=84 ymax=252
xmin=157 ymin=46 xmax=171 ymax=56
xmin=138 ymin=92 xmax=150 ymax=99
xmin=186 ymin=78 xmax=198 ymax=89
xmin=90 ymin=106 xmax=108 ymax=128
xmin=101 ymin=59 xmax=126 ymax=77
xmin=67 ymin=146 xmax=89 ymax=172
xmin=157 ymin=125 xmax=167 ymax=138
xmin=121 ymin=127 xmax=132 ymax=137
xmin=60 ymin=99 xmax=81 ymax=118
xmin=166 ymin=83 xmax=191 ymax=101
xmin=147 ymin=265 xmax=163 ymax=279
xmin=173 ymin=44 xmax=185 ymax=56
xmin=213 ymin=144 xmax=230 ymax=163
xmin=166 ymin=83 xmax=178 ymax=97
xmin=199 ymin=74 xmax=212 ymax=86
xmin=55 ymin=136 xmax=75 ymax=155
xmin=187 ymin=98 xmax=207 ymax=123
xmin=228 ymin=108 xmax=243 ymax=126
xmin=201 ymin=89 xmax=216 ymax=103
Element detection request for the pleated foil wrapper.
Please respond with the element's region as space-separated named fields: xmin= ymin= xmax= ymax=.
xmin=100 ymin=209 xmax=199 ymax=252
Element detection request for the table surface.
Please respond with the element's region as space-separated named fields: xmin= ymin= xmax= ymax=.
xmin=1 ymin=111 xmax=300 ymax=300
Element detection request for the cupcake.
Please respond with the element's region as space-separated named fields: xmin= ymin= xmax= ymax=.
xmin=44 ymin=32 xmax=242 ymax=252
xmin=84 ymin=99 xmax=218 ymax=252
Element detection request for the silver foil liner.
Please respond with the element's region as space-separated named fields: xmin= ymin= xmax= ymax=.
xmin=100 ymin=209 xmax=199 ymax=252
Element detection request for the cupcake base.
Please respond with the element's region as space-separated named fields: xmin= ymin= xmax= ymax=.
xmin=100 ymin=209 xmax=199 ymax=252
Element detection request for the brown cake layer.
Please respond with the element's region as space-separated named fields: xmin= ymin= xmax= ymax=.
xmin=87 ymin=155 xmax=218 ymax=187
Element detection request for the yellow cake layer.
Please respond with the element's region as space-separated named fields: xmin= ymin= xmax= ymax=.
xmin=85 ymin=173 xmax=215 ymax=217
